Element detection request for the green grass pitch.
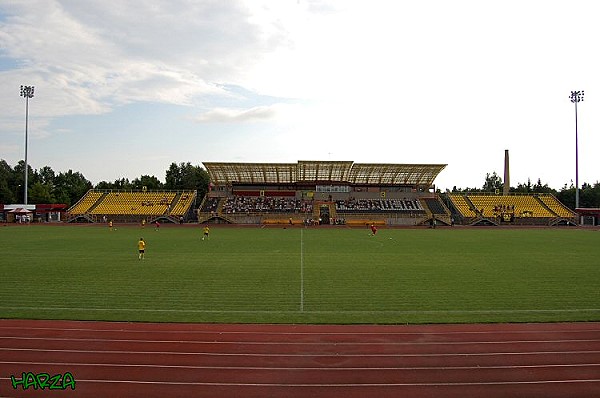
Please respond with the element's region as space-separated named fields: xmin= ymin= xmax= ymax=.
xmin=1 ymin=224 xmax=599 ymax=324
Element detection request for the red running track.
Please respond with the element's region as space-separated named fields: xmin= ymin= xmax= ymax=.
xmin=1 ymin=320 xmax=599 ymax=398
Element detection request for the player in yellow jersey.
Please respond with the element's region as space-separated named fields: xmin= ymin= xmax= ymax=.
xmin=202 ymin=225 xmax=210 ymax=241
xmin=138 ymin=237 xmax=146 ymax=260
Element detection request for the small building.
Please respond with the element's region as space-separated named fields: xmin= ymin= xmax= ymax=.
xmin=2 ymin=204 xmax=35 ymax=223
xmin=1 ymin=204 xmax=67 ymax=223
xmin=576 ymin=208 xmax=600 ymax=226
xmin=35 ymin=203 xmax=68 ymax=222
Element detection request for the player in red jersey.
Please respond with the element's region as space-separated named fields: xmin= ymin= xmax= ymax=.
xmin=370 ymin=224 xmax=377 ymax=236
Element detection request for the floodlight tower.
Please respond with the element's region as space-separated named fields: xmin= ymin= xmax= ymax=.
xmin=20 ymin=85 xmax=35 ymax=205
xmin=569 ymin=90 xmax=584 ymax=209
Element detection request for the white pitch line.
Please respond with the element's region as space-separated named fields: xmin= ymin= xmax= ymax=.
xmin=1 ymin=306 xmax=600 ymax=314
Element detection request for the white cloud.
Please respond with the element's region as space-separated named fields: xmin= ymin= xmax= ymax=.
xmin=0 ymin=0 xmax=598 ymax=190
xmin=0 ymin=0 xmax=285 ymax=117
xmin=194 ymin=104 xmax=285 ymax=123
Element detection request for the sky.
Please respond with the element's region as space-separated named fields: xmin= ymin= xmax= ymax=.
xmin=0 ymin=0 xmax=598 ymax=191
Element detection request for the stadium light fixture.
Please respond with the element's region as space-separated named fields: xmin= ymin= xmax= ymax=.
xmin=20 ymin=85 xmax=35 ymax=205
xmin=569 ymin=90 xmax=584 ymax=210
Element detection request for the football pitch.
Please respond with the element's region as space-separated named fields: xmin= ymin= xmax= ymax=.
xmin=1 ymin=224 xmax=599 ymax=324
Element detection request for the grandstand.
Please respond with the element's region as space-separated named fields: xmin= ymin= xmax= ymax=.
xmin=64 ymin=161 xmax=578 ymax=227
xmin=199 ymin=161 xmax=450 ymax=226
xmin=67 ymin=189 xmax=197 ymax=223
xmin=67 ymin=191 xmax=103 ymax=215
xmin=446 ymin=193 xmax=578 ymax=226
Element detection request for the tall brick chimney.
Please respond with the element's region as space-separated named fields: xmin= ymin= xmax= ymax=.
xmin=503 ymin=149 xmax=510 ymax=195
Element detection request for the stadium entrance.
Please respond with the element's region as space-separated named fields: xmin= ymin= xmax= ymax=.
xmin=319 ymin=204 xmax=330 ymax=225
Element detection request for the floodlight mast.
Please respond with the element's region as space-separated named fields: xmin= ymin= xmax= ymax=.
xmin=20 ymin=85 xmax=34 ymax=205
xmin=569 ymin=90 xmax=584 ymax=210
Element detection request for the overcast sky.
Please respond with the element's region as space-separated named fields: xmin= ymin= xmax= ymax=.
xmin=1 ymin=0 xmax=598 ymax=191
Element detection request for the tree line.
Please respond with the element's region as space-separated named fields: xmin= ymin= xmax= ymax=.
xmin=1 ymin=160 xmax=599 ymax=210
xmin=0 ymin=160 xmax=209 ymax=207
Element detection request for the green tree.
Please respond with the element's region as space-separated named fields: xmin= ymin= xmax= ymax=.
xmin=165 ymin=162 xmax=209 ymax=198
xmin=556 ymin=182 xmax=576 ymax=210
xmin=513 ymin=178 xmax=554 ymax=194
xmin=482 ymin=172 xmax=503 ymax=192
xmin=38 ymin=166 xmax=56 ymax=186
xmin=532 ymin=178 xmax=553 ymax=194
xmin=514 ymin=178 xmax=533 ymax=193
xmin=12 ymin=160 xmax=35 ymax=203
xmin=165 ymin=163 xmax=182 ymax=189
xmin=94 ymin=180 xmax=113 ymax=190
xmin=53 ymin=170 xmax=92 ymax=207
xmin=0 ymin=160 xmax=17 ymax=203
xmin=29 ymin=182 xmax=53 ymax=203
xmin=132 ymin=175 xmax=163 ymax=190
xmin=579 ymin=182 xmax=600 ymax=208
xmin=112 ymin=178 xmax=133 ymax=190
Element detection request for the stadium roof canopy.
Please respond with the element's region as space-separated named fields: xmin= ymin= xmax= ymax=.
xmin=203 ymin=161 xmax=447 ymax=186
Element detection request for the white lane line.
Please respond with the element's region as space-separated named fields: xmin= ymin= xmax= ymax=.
xmin=1 ymin=325 xmax=599 ymax=336
xmin=2 ymin=360 xmax=600 ymax=371
xmin=2 ymin=377 xmax=600 ymax=387
xmin=2 ymin=347 xmax=600 ymax=357
xmin=2 ymin=336 xmax=600 ymax=345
